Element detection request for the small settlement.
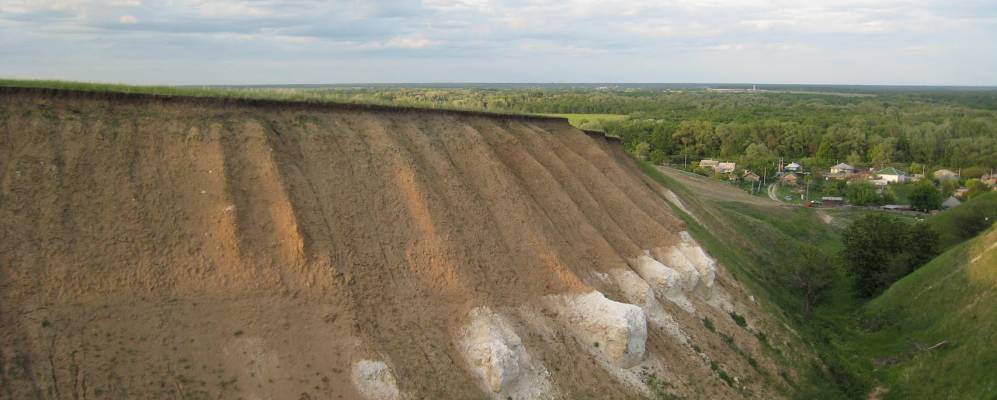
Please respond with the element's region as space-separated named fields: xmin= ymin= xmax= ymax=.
xmin=697 ymin=158 xmax=996 ymax=211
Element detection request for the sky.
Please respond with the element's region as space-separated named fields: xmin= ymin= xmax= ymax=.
xmin=1 ymin=0 xmax=996 ymax=85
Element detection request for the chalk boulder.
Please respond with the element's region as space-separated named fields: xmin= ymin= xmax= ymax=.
xmin=629 ymin=254 xmax=695 ymax=312
xmin=458 ymin=307 xmax=554 ymax=399
xmin=544 ymin=291 xmax=647 ymax=368
xmin=351 ymin=360 xmax=402 ymax=400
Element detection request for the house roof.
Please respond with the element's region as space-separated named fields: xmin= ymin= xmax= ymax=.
xmin=821 ymin=196 xmax=844 ymax=201
xmin=933 ymin=169 xmax=958 ymax=177
xmin=831 ymin=163 xmax=855 ymax=170
xmin=786 ymin=162 xmax=801 ymax=168
xmin=877 ymin=167 xmax=905 ymax=176
xmin=942 ymin=196 xmax=962 ymax=208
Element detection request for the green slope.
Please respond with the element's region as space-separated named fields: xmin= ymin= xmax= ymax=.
xmin=927 ymin=191 xmax=997 ymax=250
xmin=854 ymin=227 xmax=997 ymax=399
xmin=639 ymin=163 xmax=997 ymax=400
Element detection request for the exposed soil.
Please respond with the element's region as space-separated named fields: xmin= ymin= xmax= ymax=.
xmin=1 ymin=89 xmax=799 ymax=399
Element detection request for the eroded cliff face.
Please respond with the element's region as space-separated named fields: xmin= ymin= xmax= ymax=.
xmin=0 ymin=89 xmax=801 ymax=399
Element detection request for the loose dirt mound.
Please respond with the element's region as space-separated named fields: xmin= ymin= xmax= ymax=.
xmin=0 ymin=89 xmax=797 ymax=399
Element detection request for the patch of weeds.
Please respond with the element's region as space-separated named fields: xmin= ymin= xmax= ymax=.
xmin=747 ymin=355 xmax=761 ymax=373
xmin=754 ymin=331 xmax=768 ymax=345
xmin=41 ymin=319 xmax=51 ymax=328
xmin=641 ymin=371 xmax=683 ymax=400
xmin=779 ymin=370 xmax=796 ymax=388
xmin=702 ymin=317 xmax=716 ymax=332
xmin=720 ymin=333 xmax=735 ymax=346
xmin=691 ymin=344 xmax=703 ymax=353
xmin=729 ymin=311 xmax=748 ymax=328
xmin=710 ymin=361 xmax=735 ymax=387
xmin=233 ymin=330 xmax=243 ymax=337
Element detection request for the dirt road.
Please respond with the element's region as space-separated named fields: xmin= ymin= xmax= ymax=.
xmin=767 ymin=183 xmax=780 ymax=202
xmin=656 ymin=166 xmax=781 ymax=207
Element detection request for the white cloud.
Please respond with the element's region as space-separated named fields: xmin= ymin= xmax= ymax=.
xmin=0 ymin=0 xmax=994 ymax=84
xmin=386 ymin=34 xmax=445 ymax=49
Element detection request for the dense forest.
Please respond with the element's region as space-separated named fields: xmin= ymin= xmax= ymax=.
xmin=299 ymin=86 xmax=997 ymax=174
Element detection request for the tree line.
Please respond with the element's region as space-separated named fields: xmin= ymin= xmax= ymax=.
xmin=306 ymin=87 xmax=996 ymax=172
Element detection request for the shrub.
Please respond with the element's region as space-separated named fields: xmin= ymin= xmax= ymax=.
xmin=908 ymin=182 xmax=942 ymax=211
xmin=729 ymin=311 xmax=748 ymax=328
xmin=846 ymin=182 xmax=883 ymax=206
xmin=842 ymin=214 xmax=938 ymax=297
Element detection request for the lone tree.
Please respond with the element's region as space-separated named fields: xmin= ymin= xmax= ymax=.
xmin=788 ymin=245 xmax=837 ymax=314
xmin=908 ymin=182 xmax=942 ymax=212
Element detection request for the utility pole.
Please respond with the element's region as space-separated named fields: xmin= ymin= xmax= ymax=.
xmin=805 ymin=176 xmax=810 ymax=201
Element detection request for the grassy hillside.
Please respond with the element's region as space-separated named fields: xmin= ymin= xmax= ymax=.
xmin=927 ymin=191 xmax=997 ymax=250
xmin=640 ymin=164 xmax=997 ymax=400
xmin=852 ymin=227 xmax=997 ymax=399
xmin=636 ymin=164 xmax=866 ymax=397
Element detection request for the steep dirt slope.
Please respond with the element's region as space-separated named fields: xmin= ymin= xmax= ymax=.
xmin=1 ymin=89 xmax=800 ymax=400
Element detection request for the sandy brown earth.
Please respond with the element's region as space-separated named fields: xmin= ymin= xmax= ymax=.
xmin=0 ymin=89 xmax=804 ymax=399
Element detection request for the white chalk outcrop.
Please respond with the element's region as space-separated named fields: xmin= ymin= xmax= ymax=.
xmin=543 ymin=291 xmax=647 ymax=368
xmin=351 ymin=359 xmax=402 ymax=400
xmin=609 ymin=269 xmax=689 ymax=344
xmin=678 ymin=231 xmax=717 ymax=289
xmin=628 ymin=253 xmax=695 ymax=312
xmin=457 ymin=307 xmax=555 ymax=399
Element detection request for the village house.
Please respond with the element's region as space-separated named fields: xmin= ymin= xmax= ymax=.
xmin=954 ymin=187 xmax=970 ymax=198
xmin=743 ymin=170 xmax=761 ymax=182
xmin=830 ymin=163 xmax=856 ymax=175
xmin=781 ymin=173 xmax=799 ymax=185
xmin=933 ymin=169 xmax=959 ymax=181
xmin=873 ymin=167 xmax=908 ymax=185
xmin=785 ymin=162 xmax=801 ymax=172
xmin=942 ymin=196 xmax=962 ymax=209
xmin=717 ymin=162 xmax=736 ymax=173
xmin=699 ymin=159 xmax=719 ymax=169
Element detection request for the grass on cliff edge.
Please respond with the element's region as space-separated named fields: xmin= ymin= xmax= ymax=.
xmin=542 ymin=113 xmax=627 ymax=128
xmin=0 ymin=79 xmax=553 ymax=118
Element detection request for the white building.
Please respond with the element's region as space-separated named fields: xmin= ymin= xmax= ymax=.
xmin=830 ymin=163 xmax=856 ymax=175
xmin=874 ymin=167 xmax=908 ymax=185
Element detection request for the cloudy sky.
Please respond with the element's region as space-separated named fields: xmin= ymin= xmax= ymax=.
xmin=1 ymin=0 xmax=995 ymax=85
